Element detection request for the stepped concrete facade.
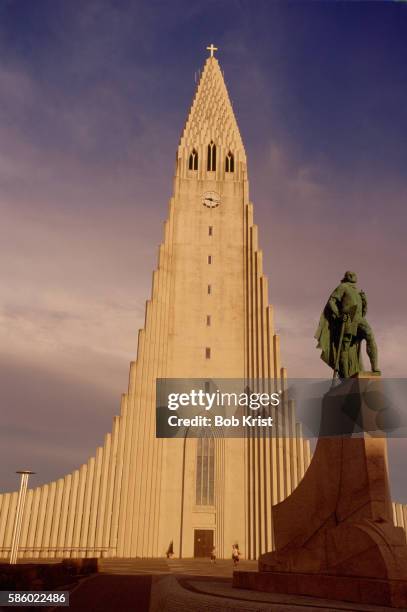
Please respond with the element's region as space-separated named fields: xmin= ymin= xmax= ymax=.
xmin=0 ymin=52 xmax=405 ymax=562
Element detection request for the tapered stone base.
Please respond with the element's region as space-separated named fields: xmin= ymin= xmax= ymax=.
xmin=233 ymin=570 xmax=407 ymax=609
xmin=234 ymin=375 xmax=407 ymax=608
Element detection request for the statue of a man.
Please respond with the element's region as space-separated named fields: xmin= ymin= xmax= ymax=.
xmin=315 ymin=271 xmax=380 ymax=378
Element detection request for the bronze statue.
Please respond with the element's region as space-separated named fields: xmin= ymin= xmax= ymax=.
xmin=315 ymin=271 xmax=380 ymax=378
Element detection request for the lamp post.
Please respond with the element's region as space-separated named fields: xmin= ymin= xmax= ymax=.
xmin=9 ymin=470 xmax=35 ymax=565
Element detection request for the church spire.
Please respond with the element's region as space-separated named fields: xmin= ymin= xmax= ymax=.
xmin=177 ymin=49 xmax=247 ymax=177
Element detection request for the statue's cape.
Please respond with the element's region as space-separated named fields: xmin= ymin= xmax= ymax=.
xmin=314 ymin=305 xmax=362 ymax=376
xmin=314 ymin=306 xmax=335 ymax=369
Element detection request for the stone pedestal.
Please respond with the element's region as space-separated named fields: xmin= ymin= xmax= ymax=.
xmin=234 ymin=373 xmax=407 ymax=608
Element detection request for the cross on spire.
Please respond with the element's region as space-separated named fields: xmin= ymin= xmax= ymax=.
xmin=206 ymin=43 xmax=218 ymax=58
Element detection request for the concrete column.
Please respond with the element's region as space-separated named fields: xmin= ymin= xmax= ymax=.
xmin=111 ymin=398 xmax=127 ymax=556
xmin=49 ymin=479 xmax=63 ymax=558
xmin=71 ymin=465 xmax=87 ymax=558
xmin=94 ymin=434 xmax=111 ymax=556
xmin=103 ymin=418 xmax=120 ymax=556
xmin=81 ymin=455 xmax=96 ymax=556
xmin=296 ymin=423 xmax=305 ymax=481
xmin=87 ymin=447 xmax=104 ymax=556
xmin=65 ymin=470 xmax=79 ymax=558
xmin=41 ymin=480 xmax=56 ymax=559
xmin=20 ymin=489 xmax=33 ymax=559
xmin=33 ymin=485 xmax=48 ymax=558
xmin=57 ymin=474 xmax=72 ymax=556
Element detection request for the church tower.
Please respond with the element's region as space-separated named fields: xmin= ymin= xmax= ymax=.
xmin=0 ymin=49 xmax=311 ymax=561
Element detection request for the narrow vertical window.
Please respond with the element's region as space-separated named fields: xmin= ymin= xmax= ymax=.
xmin=196 ymin=434 xmax=214 ymax=505
xmin=208 ymin=255 xmax=212 ymax=264
xmin=207 ymin=141 xmax=216 ymax=171
xmin=205 ymin=347 xmax=211 ymax=359
xmin=208 ymin=226 xmax=213 ymax=236
xmin=188 ymin=148 xmax=198 ymax=170
xmin=206 ymin=315 xmax=211 ymax=326
xmin=225 ymin=151 xmax=234 ymax=173
xmin=207 ymin=284 xmax=211 ymax=294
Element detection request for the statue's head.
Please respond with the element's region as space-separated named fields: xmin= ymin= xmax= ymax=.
xmin=342 ymin=270 xmax=357 ymax=284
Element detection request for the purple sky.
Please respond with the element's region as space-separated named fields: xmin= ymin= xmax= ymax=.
xmin=0 ymin=1 xmax=406 ymax=501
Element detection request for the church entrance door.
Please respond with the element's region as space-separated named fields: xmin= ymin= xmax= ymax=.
xmin=193 ymin=529 xmax=214 ymax=557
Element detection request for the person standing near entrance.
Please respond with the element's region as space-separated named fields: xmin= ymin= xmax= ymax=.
xmin=232 ymin=544 xmax=240 ymax=566
xmin=211 ymin=546 xmax=216 ymax=563
xmin=166 ymin=541 xmax=174 ymax=559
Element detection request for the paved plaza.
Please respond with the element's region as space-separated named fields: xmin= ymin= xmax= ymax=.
xmin=27 ymin=558 xmax=399 ymax=612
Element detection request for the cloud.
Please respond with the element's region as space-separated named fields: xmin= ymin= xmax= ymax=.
xmin=0 ymin=353 xmax=122 ymax=492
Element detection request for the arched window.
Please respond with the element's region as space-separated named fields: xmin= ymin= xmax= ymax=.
xmin=188 ymin=149 xmax=198 ymax=171
xmin=207 ymin=141 xmax=216 ymax=171
xmin=225 ymin=151 xmax=234 ymax=173
xmin=196 ymin=433 xmax=215 ymax=505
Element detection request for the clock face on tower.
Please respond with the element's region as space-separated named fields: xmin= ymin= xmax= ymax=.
xmin=202 ymin=191 xmax=221 ymax=208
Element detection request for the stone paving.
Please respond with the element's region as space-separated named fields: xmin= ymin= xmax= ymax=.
xmin=150 ymin=573 xmax=399 ymax=612
xmin=99 ymin=557 xmax=257 ymax=577
xmin=99 ymin=558 xmax=399 ymax=611
xmin=4 ymin=558 xmax=400 ymax=611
